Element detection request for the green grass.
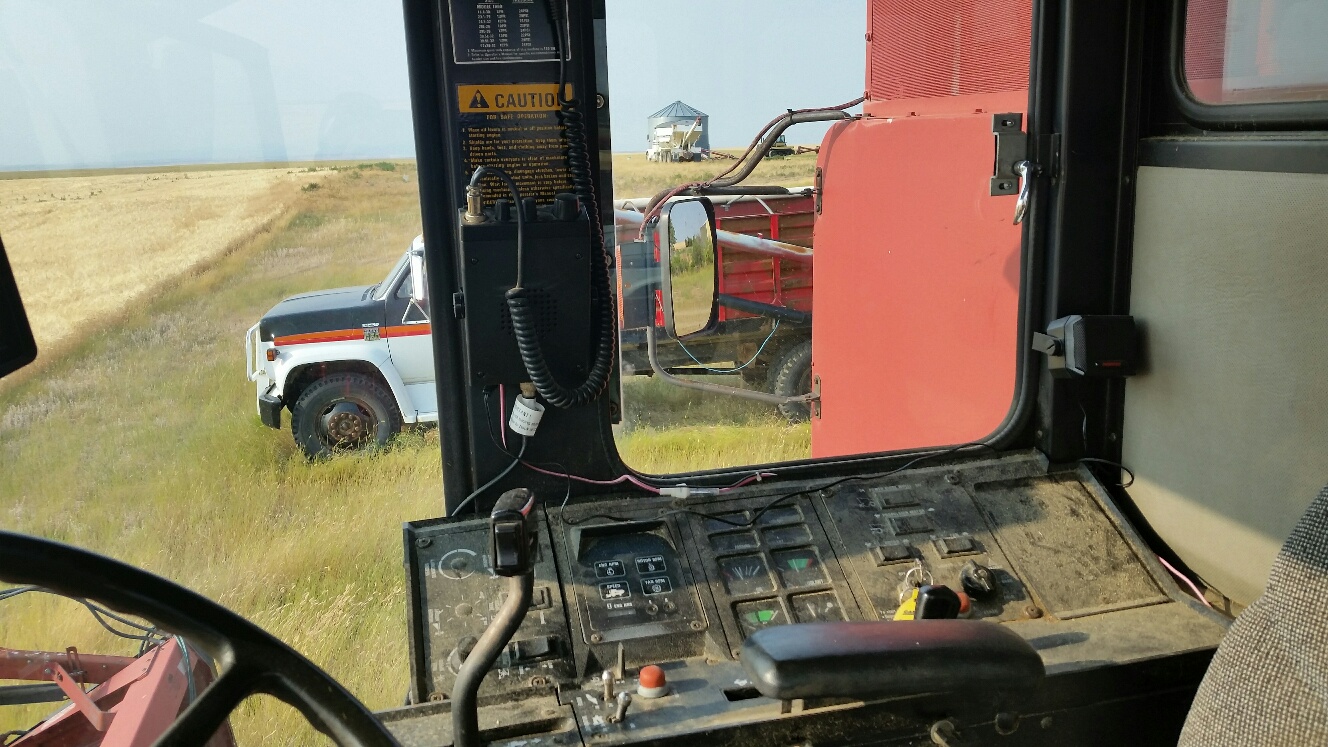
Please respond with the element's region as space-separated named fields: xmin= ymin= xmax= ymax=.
xmin=617 ymin=375 xmax=810 ymax=473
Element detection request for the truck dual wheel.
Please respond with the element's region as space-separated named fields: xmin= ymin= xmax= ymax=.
xmin=290 ymin=373 xmax=402 ymax=458
xmin=769 ymin=339 xmax=813 ymax=423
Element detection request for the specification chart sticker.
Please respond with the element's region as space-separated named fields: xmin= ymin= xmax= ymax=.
xmin=458 ymin=83 xmax=573 ymax=204
xmin=450 ymin=0 xmax=562 ymax=64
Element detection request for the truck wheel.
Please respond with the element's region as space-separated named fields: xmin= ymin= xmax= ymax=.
xmin=769 ymin=340 xmax=813 ymax=423
xmin=290 ymin=373 xmax=402 ymax=458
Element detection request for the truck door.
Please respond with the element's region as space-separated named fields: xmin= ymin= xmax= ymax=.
xmin=810 ymin=0 xmax=1034 ymax=457
xmin=384 ymin=263 xmax=437 ymax=419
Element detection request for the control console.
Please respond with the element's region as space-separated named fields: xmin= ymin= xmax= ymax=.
xmin=386 ymin=450 xmax=1228 ymax=746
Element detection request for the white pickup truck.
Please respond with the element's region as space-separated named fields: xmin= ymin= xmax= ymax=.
xmin=245 ymin=236 xmax=436 ymax=457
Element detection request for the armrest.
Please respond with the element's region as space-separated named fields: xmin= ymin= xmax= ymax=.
xmin=739 ymin=620 xmax=1044 ymax=700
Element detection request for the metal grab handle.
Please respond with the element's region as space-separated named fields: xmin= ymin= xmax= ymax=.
xmin=1013 ymin=160 xmax=1040 ymax=225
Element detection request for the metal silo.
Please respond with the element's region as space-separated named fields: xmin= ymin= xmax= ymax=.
xmin=646 ymin=101 xmax=710 ymax=161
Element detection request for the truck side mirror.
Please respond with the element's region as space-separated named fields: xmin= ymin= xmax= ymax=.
xmin=409 ymin=250 xmax=428 ymax=305
xmin=657 ymin=197 xmax=718 ymax=340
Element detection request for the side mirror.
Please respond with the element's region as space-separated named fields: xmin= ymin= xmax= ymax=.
xmin=657 ymin=197 xmax=718 ymax=339
xmin=409 ymin=250 xmax=428 ymax=305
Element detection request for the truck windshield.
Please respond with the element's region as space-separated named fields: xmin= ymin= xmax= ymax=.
xmin=374 ymin=252 xmax=410 ymax=301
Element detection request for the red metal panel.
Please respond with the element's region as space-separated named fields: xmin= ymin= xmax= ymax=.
xmin=810 ymin=106 xmax=1022 ymax=459
xmin=866 ymin=0 xmax=1031 ymax=117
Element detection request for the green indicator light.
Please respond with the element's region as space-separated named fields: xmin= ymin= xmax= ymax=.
xmin=787 ymin=558 xmax=809 ymax=571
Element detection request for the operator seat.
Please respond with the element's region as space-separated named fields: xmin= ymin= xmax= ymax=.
xmin=1179 ymin=484 xmax=1328 ymax=745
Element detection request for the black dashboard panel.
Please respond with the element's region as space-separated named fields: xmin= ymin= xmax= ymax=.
xmin=393 ymin=451 xmax=1228 ymax=746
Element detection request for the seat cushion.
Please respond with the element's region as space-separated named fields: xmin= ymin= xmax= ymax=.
xmin=1180 ymin=485 xmax=1328 ymax=745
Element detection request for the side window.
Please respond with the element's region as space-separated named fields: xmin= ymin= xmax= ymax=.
xmin=1185 ymin=0 xmax=1328 ymax=104
xmin=608 ymin=0 xmax=1030 ymax=474
xmin=396 ymin=269 xmax=412 ymax=299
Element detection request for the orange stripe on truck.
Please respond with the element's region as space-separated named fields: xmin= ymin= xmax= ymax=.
xmin=274 ymin=324 xmax=431 ymax=346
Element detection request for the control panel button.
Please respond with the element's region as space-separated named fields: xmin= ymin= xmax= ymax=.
xmin=599 ymin=581 xmax=631 ymax=600
xmin=936 ymin=535 xmax=979 ymax=556
xmin=710 ymin=531 xmax=759 ymax=554
xmin=595 ymin=560 xmax=626 ymax=579
xmin=762 ymin=524 xmax=813 ymax=547
xmin=873 ymin=543 xmax=913 ymax=565
xmin=641 ymin=576 xmax=672 ymax=595
xmin=756 ymin=505 xmax=803 ymax=527
xmin=635 ymin=555 xmax=667 ymax=574
xmin=890 ymin=514 xmax=933 ymax=535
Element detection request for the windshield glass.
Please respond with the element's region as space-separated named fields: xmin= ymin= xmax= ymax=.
xmin=0 ymin=2 xmax=428 ymax=742
xmin=375 ymin=251 xmax=410 ymax=301
xmin=1 ymin=2 xmax=1030 ymax=742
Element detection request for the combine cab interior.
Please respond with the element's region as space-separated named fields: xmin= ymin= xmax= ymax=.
xmin=1 ymin=0 xmax=1326 ymax=745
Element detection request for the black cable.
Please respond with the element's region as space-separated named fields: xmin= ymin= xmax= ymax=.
xmin=500 ymin=0 xmax=615 ymax=410
xmin=452 ymin=437 xmax=528 ymax=517
xmin=468 ymin=167 xmax=526 ymax=288
xmin=1 ymin=585 xmax=167 ymax=644
xmin=1078 ymin=457 xmax=1136 ymax=488
xmin=564 ymin=443 xmax=997 ymax=527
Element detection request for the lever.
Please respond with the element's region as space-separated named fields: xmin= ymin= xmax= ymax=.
xmin=1013 ymin=160 xmax=1040 ymax=225
xmin=452 ymin=488 xmax=538 ymax=747
xmin=609 ymin=691 xmax=632 ymax=724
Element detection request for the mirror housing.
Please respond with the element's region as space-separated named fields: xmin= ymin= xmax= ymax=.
xmin=408 ymin=242 xmax=428 ymax=305
xmin=657 ymin=197 xmax=718 ymax=339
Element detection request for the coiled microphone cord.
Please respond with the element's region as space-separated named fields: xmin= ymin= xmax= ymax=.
xmin=499 ymin=0 xmax=616 ymax=409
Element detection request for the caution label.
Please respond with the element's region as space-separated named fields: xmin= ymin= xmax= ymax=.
xmin=457 ymin=84 xmax=569 ymax=113
xmin=458 ymin=82 xmax=574 ymax=204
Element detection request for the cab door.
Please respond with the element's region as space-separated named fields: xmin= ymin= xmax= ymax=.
xmin=384 ymin=265 xmax=437 ymax=418
xmin=810 ymin=0 xmax=1034 ymax=457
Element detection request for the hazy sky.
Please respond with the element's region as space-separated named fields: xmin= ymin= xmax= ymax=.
xmin=0 ymin=1 xmax=864 ymax=171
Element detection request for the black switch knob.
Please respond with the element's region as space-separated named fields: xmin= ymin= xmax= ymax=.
xmin=915 ymin=584 xmax=962 ymax=619
xmin=490 ymin=488 xmax=537 ymax=577
xmin=553 ymin=192 xmax=580 ymax=221
xmin=960 ymin=560 xmax=1000 ymax=600
xmin=521 ymin=197 xmax=538 ymax=223
xmin=494 ymin=198 xmax=512 ymax=223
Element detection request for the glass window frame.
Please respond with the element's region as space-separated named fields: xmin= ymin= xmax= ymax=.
xmin=1171 ymin=0 xmax=1328 ymax=130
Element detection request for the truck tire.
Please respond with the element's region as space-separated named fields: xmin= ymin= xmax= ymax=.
xmin=290 ymin=373 xmax=402 ymax=458
xmin=769 ymin=339 xmax=813 ymax=423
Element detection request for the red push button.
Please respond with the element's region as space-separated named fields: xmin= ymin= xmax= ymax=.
xmin=637 ymin=665 xmax=668 ymax=698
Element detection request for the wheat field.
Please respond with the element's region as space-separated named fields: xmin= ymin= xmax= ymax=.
xmin=0 ymin=156 xmax=812 ymax=744
xmin=0 ymin=168 xmax=331 ymax=360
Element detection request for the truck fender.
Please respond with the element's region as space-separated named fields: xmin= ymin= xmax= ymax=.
xmin=269 ymin=343 xmax=418 ymax=422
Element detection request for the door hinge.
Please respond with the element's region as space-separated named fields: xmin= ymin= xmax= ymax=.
xmin=452 ymin=291 xmax=465 ymax=319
